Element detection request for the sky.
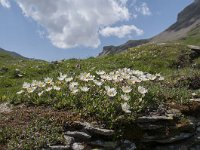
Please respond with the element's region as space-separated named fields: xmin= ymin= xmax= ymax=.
xmin=0 ymin=0 xmax=193 ymax=61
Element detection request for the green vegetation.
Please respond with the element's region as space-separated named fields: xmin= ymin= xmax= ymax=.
xmin=0 ymin=43 xmax=200 ymax=149
xmin=1 ymin=43 xmax=199 ymax=110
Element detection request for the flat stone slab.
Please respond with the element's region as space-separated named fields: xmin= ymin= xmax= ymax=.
xmin=72 ymin=143 xmax=85 ymax=150
xmin=73 ymin=121 xmax=115 ymax=136
xmin=156 ymin=133 xmax=194 ymax=144
xmin=190 ymin=98 xmax=200 ymax=102
xmin=65 ymin=131 xmax=91 ymax=141
xmin=90 ymin=140 xmax=117 ymax=149
xmin=64 ymin=135 xmax=74 ymax=145
xmin=143 ymin=133 xmax=194 ymax=144
xmin=137 ymin=115 xmax=173 ymax=123
xmin=188 ymin=45 xmax=200 ymax=50
xmin=48 ymin=145 xmax=70 ymax=150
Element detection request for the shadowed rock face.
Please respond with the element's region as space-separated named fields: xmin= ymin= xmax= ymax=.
xmin=168 ymin=0 xmax=200 ymax=31
xmin=99 ymin=0 xmax=200 ymax=56
xmin=152 ymin=0 xmax=200 ymax=43
xmin=99 ymin=39 xmax=149 ymax=56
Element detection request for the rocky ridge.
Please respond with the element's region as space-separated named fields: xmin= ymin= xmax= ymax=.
xmin=99 ymin=0 xmax=200 ymax=56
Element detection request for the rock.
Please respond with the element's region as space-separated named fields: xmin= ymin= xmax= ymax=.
xmin=137 ymin=123 xmax=163 ymax=130
xmin=190 ymin=98 xmax=200 ymax=102
xmin=156 ymin=133 xmax=194 ymax=144
xmin=69 ymin=121 xmax=115 ymax=136
xmin=188 ymin=45 xmax=200 ymax=51
xmin=64 ymin=135 xmax=74 ymax=146
xmin=137 ymin=115 xmax=174 ymax=123
xmin=72 ymin=143 xmax=85 ymax=150
xmin=85 ymin=126 xmax=114 ymax=136
xmin=197 ymin=127 xmax=200 ymax=132
xmin=48 ymin=145 xmax=70 ymax=150
xmin=90 ymin=140 xmax=117 ymax=149
xmin=116 ymin=140 xmax=136 ymax=150
xmin=167 ymin=109 xmax=182 ymax=118
xmin=65 ymin=131 xmax=91 ymax=141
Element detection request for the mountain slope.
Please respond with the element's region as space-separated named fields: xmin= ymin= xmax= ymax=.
xmin=0 ymin=48 xmax=27 ymax=64
xmin=99 ymin=0 xmax=200 ymax=56
xmin=151 ymin=0 xmax=200 ymax=43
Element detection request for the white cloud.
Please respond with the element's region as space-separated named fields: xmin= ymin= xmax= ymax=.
xmin=135 ymin=2 xmax=151 ymax=16
xmin=14 ymin=0 xmax=132 ymax=49
xmin=0 ymin=0 xmax=11 ymax=8
xmin=100 ymin=25 xmax=144 ymax=38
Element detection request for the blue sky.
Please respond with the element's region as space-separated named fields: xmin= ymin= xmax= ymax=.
xmin=0 ymin=0 xmax=193 ymax=61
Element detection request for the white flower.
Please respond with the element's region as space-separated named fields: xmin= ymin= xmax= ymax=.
xmin=44 ymin=77 xmax=53 ymax=84
xmin=69 ymin=82 xmax=79 ymax=89
xmin=79 ymin=72 xmax=94 ymax=81
xmin=104 ymin=86 xmax=110 ymax=91
xmin=121 ymin=73 xmax=130 ymax=80
xmin=138 ymin=86 xmax=148 ymax=95
xmin=121 ymin=94 xmax=130 ymax=101
xmin=71 ymin=88 xmax=79 ymax=94
xmin=17 ymin=90 xmax=24 ymax=95
xmin=122 ymin=86 xmax=132 ymax=93
xmin=38 ymin=91 xmax=44 ymax=97
xmin=121 ymin=102 xmax=131 ymax=113
xmin=46 ymin=87 xmax=53 ymax=92
xmin=65 ymin=77 xmax=73 ymax=83
xmin=146 ymin=74 xmax=156 ymax=81
xmin=101 ymin=74 xmax=112 ymax=81
xmin=80 ymin=86 xmax=89 ymax=92
xmin=93 ymin=80 xmax=102 ymax=86
xmin=27 ymin=87 xmax=36 ymax=93
xmin=106 ymin=87 xmax=117 ymax=97
xmin=58 ymin=73 xmax=67 ymax=81
xmin=23 ymin=82 xmax=30 ymax=89
xmin=158 ymin=76 xmax=164 ymax=81
xmin=31 ymin=80 xmax=38 ymax=87
xmin=139 ymin=98 xmax=143 ymax=102
xmin=38 ymin=81 xmax=46 ymax=88
xmin=96 ymin=70 xmax=105 ymax=75
xmin=53 ymin=86 xmax=61 ymax=91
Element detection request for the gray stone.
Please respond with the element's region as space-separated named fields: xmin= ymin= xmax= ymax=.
xmin=86 ymin=126 xmax=114 ymax=136
xmin=73 ymin=121 xmax=114 ymax=136
xmin=188 ymin=45 xmax=200 ymax=51
xmin=64 ymin=135 xmax=74 ymax=145
xmin=156 ymin=133 xmax=194 ymax=144
xmin=167 ymin=109 xmax=182 ymax=118
xmin=90 ymin=140 xmax=117 ymax=149
xmin=72 ymin=143 xmax=85 ymax=150
xmin=190 ymin=98 xmax=200 ymax=102
xmin=197 ymin=127 xmax=200 ymax=132
xmin=49 ymin=145 xmax=70 ymax=150
xmin=137 ymin=115 xmax=173 ymax=123
xmin=137 ymin=123 xmax=163 ymax=130
xmin=116 ymin=140 xmax=136 ymax=150
xmin=65 ymin=131 xmax=91 ymax=141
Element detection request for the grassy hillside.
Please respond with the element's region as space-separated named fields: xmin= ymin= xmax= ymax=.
xmin=0 ymin=43 xmax=200 ymax=149
xmin=1 ymin=43 xmax=199 ymax=107
xmin=179 ymin=25 xmax=200 ymax=46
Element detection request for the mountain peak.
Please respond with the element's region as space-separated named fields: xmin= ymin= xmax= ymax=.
xmin=99 ymin=1 xmax=200 ymax=56
xmin=151 ymin=0 xmax=200 ymax=43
